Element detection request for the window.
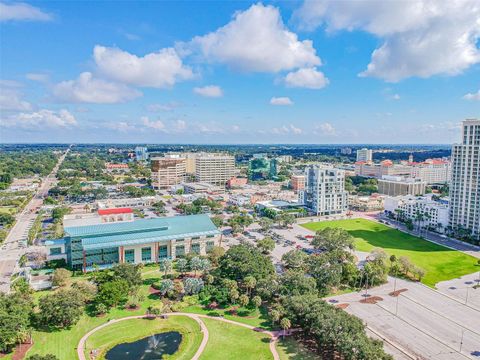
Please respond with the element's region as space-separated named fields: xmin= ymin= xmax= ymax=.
xmin=176 ymin=245 xmax=185 ymax=257
xmin=207 ymin=234 xmax=215 ymax=238
xmin=141 ymin=247 xmax=151 ymax=262
xmin=206 ymin=241 xmax=215 ymax=252
xmin=158 ymin=245 xmax=168 ymax=259
xmin=191 ymin=236 xmax=200 ymax=240
xmin=191 ymin=243 xmax=200 ymax=254
xmin=125 ymin=249 xmax=135 ymax=263
xmin=49 ymin=247 xmax=62 ymax=255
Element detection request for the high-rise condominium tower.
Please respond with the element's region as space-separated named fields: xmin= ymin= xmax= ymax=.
xmin=449 ymin=119 xmax=480 ymax=241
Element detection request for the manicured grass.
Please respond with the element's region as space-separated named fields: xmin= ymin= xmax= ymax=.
xmin=182 ymin=304 xmax=272 ymax=329
xmin=200 ymin=317 xmax=273 ymax=360
xmin=0 ymin=207 xmax=16 ymax=214
xmin=276 ymin=337 xmax=318 ymax=360
xmin=301 ymin=218 xmax=479 ymax=287
xmin=84 ymin=316 xmax=202 ymax=360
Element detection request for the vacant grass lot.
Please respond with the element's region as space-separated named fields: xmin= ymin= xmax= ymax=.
xmin=84 ymin=316 xmax=202 ymax=360
xmin=301 ymin=218 xmax=479 ymax=287
xmin=200 ymin=318 xmax=272 ymax=360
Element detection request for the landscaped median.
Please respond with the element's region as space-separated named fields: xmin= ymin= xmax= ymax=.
xmin=301 ymin=218 xmax=479 ymax=287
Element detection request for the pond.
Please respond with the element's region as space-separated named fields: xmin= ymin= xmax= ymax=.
xmin=105 ymin=331 xmax=182 ymax=360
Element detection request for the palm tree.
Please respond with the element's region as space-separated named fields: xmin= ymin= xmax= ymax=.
xmin=280 ymin=318 xmax=291 ymax=338
xmin=244 ymin=276 xmax=256 ymax=297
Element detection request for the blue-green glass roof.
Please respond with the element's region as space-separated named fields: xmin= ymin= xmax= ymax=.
xmin=63 ymin=214 xmax=220 ymax=250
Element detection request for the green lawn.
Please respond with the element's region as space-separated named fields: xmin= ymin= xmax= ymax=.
xmin=200 ymin=318 xmax=272 ymax=360
xmin=276 ymin=337 xmax=318 ymax=360
xmin=301 ymin=218 xmax=479 ymax=287
xmin=182 ymin=304 xmax=272 ymax=329
xmin=84 ymin=316 xmax=202 ymax=360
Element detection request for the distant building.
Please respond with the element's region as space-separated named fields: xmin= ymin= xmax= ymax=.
xmin=299 ymin=165 xmax=348 ymax=216
xmin=384 ymin=195 xmax=449 ymax=231
xmin=341 ymin=147 xmax=352 ymax=155
xmin=449 ymin=119 xmax=480 ymax=240
xmin=249 ymin=155 xmax=277 ymax=181
xmin=151 ymin=156 xmax=186 ymax=189
xmin=183 ymin=182 xmax=225 ymax=195
xmin=276 ymin=155 xmax=293 ymax=163
xmin=378 ymin=176 xmax=426 ymax=196
xmin=410 ymin=159 xmax=451 ymax=184
xmin=195 ymin=154 xmax=236 ymax=186
xmin=355 ymin=160 xmax=411 ymax=178
xmin=63 ymin=207 xmax=134 ymax=228
xmin=105 ymin=163 xmax=129 ymax=172
xmin=47 ymin=214 xmax=221 ymax=271
xmin=349 ymin=194 xmax=385 ymax=211
xmin=135 ymin=146 xmax=148 ymax=161
xmin=356 ymin=148 xmax=373 ymax=162
xmin=226 ymin=177 xmax=248 ymax=188
xmin=290 ymin=175 xmax=305 ymax=192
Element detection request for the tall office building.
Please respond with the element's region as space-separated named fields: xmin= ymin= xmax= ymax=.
xmin=195 ymin=153 xmax=236 ymax=186
xmin=135 ymin=146 xmax=149 ymax=161
xmin=299 ymin=165 xmax=348 ymax=216
xmin=151 ymin=155 xmax=186 ymax=189
xmin=449 ymin=119 xmax=480 ymax=241
xmin=356 ymin=148 xmax=373 ymax=162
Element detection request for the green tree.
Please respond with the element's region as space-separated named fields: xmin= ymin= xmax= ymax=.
xmin=281 ymin=250 xmax=308 ymax=271
xmin=189 ymin=256 xmax=202 ymax=276
xmin=176 ymin=258 xmax=188 ymax=275
xmin=0 ymin=293 xmax=33 ymax=352
xmin=239 ymin=294 xmax=249 ymax=307
xmin=211 ymin=216 xmax=224 ymax=228
xmin=252 ymin=295 xmax=262 ymax=308
xmin=112 ymin=263 xmax=143 ymax=290
xmin=27 ymin=355 xmax=59 ymax=360
xmin=71 ymin=281 xmax=97 ymax=303
xmin=158 ymin=279 xmax=174 ymax=296
xmin=38 ymin=289 xmax=84 ymax=328
xmin=279 ymin=270 xmax=318 ymax=297
xmin=52 ymin=268 xmax=72 ymax=287
xmin=159 ymin=258 xmax=173 ymax=277
xmin=244 ymin=276 xmax=257 ymax=297
xmin=95 ymin=279 xmax=129 ymax=308
xmin=280 ymin=318 xmax=291 ymax=337
xmin=256 ymin=237 xmax=275 ymax=254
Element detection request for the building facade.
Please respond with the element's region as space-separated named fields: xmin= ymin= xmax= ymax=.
xmin=135 ymin=146 xmax=149 ymax=161
xmin=151 ymin=156 xmax=187 ymax=189
xmin=449 ymin=119 xmax=480 ymax=240
xmin=356 ymin=148 xmax=373 ymax=162
xmin=248 ymin=155 xmax=277 ymax=180
xmin=47 ymin=214 xmax=221 ymax=271
xmin=384 ymin=195 xmax=449 ymax=231
xmin=299 ymin=165 xmax=348 ymax=216
xmin=195 ymin=154 xmax=236 ymax=185
xmin=378 ymin=176 xmax=426 ymax=196
xmin=291 ymin=175 xmax=305 ymax=192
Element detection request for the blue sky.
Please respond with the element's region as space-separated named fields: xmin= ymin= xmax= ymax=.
xmin=0 ymin=0 xmax=479 ymax=144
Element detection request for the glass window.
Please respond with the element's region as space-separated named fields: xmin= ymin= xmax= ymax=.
xmin=125 ymin=249 xmax=135 ymax=263
xmin=191 ymin=243 xmax=200 ymax=254
xmin=49 ymin=247 xmax=62 ymax=255
xmin=206 ymin=241 xmax=215 ymax=252
xmin=141 ymin=247 xmax=151 ymax=262
xmin=176 ymin=245 xmax=185 ymax=257
xmin=158 ymin=245 xmax=168 ymax=259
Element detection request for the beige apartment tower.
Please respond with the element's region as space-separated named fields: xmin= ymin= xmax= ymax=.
xmin=194 ymin=153 xmax=235 ymax=186
xmin=151 ymin=156 xmax=186 ymax=189
xmin=449 ymin=119 xmax=480 ymax=241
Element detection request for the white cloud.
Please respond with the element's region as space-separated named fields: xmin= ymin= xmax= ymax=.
xmin=105 ymin=121 xmax=136 ymax=133
xmin=174 ymin=119 xmax=187 ymax=131
xmin=141 ymin=116 xmax=165 ymax=131
xmin=0 ymin=2 xmax=52 ymax=22
xmin=193 ymin=85 xmax=223 ymax=98
xmin=1 ymin=109 xmax=76 ymax=129
xmin=294 ymin=0 xmax=480 ymax=82
xmin=146 ymin=102 xmax=181 ymax=112
xmin=26 ymin=73 xmax=49 ymax=82
xmin=463 ymin=90 xmax=480 ymax=101
xmin=391 ymin=94 xmax=401 ymax=100
xmin=93 ymin=45 xmax=193 ymax=88
xmin=53 ymin=72 xmax=141 ymax=104
xmin=186 ymin=3 xmax=321 ymax=73
xmin=0 ymin=86 xmax=32 ymax=111
xmin=272 ymin=124 xmax=303 ymax=135
xmin=270 ymin=97 xmax=293 ymax=105
xmin=314 ymin=122 xmax=336 ymax=136
xmin=284 ymin=67 xmax=329 ymax=89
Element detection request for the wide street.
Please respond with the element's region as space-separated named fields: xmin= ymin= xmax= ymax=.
xmin=0 ymin=148 xmax=69 ymax=293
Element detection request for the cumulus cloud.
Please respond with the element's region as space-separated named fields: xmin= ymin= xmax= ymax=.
xmin=270 ymin=97 xmax=293 ymax=105
xmin=463 ymin=90 xmax=480 ymax=101
xmin=53 ymin=72 xmax=141 ymax=104
xmin=93 ymin=45 xmax=193 ymax=88
xmin=314 ymin=122 xmax=336 ymax=136
xmin=193 ymin=85 xmax=223 ymax=97
xmin=284 ymin=67 xmax=329 ymax=89
xmin=0 ymin=2 xmax=52 ymax=22
xmin=105 ymin=121 xmax=136 ymax=133
xmin=272 ymin=124 xmax=303 ymax=135
xmin=146 ymin=102 xmax=181 ymax=112
xmin=141 ymin=116 xmax=166 ymax=131
xmin=0 ymin=85 xmax=32 ymax=111
xmin=185 ymin=3 xmax=321 ymax=73
xmin=294 ymin=0 xmax=480 ymax=82
xmin=26 ymin=73 xmax=49 ymax=82
xmin=1 ymin=109 xmax=76 ymax=129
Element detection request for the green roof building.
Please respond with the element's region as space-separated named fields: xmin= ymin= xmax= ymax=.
xmin=46 ymin=214 xmax=221 ymax=271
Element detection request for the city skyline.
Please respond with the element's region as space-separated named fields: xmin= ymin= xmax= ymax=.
xmin=1 ymin=1 xmax=479 ymax=144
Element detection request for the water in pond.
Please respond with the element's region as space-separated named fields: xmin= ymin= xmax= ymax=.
xmin=105 ymin=331 xmax=182 ymax=360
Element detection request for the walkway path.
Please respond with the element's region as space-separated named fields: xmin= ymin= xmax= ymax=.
xmin=77 ymin=312 xmax=280 ymax=360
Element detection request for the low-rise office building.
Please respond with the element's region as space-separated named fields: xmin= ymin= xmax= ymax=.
xmin=378 ymin=176 xmax=427 ymax=196
xmin=183 ymin=182 xmax=225 ymax=195
xmin=46 ymin=214 xmax=221 ymax=271
xmin=151 ymin=156 xmax=187 ymax=189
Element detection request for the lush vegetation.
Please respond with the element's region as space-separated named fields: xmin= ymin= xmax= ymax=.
xmin=345 ymin=176 xmax=378 ymax=194
xmin=302 ymin=218 xmax=479 ymax=287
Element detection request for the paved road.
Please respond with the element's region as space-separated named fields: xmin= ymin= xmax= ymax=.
xmin=0 ymin=149 xmax=69 ymax=293
xmin=327 ymin=277 xmax=480 ymax=360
